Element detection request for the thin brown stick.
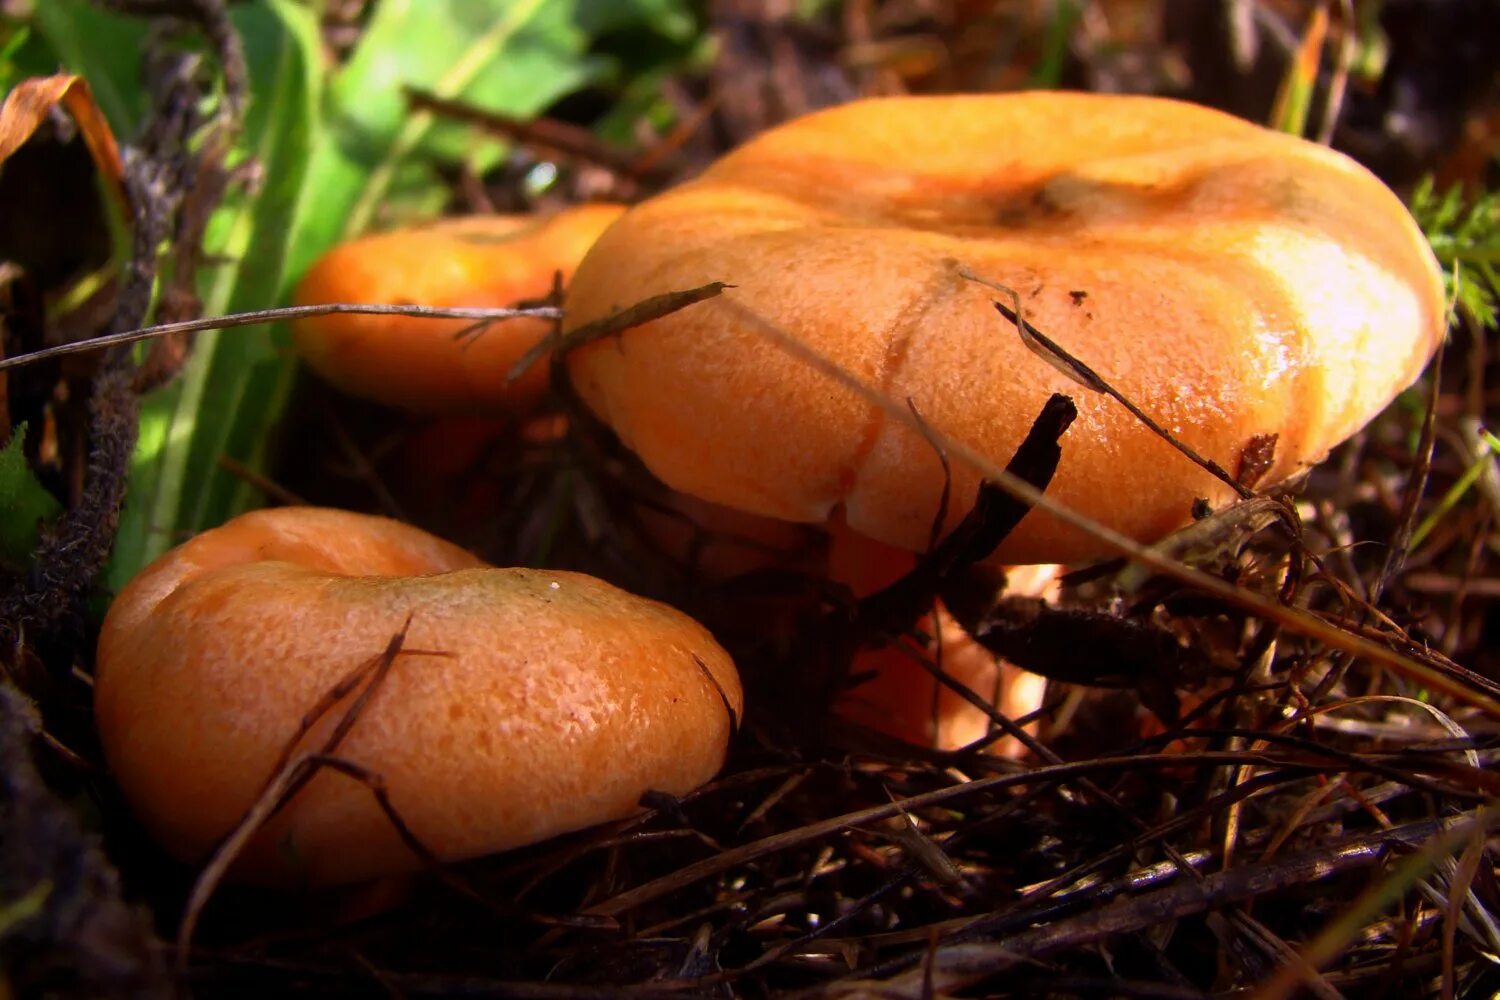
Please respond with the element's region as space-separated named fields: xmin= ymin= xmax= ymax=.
xmin=820 ymin=814 xmax=1482 ymax=999
xmin=176 ymin=622 xmax=416 ymax=961
xmin=1373 ymin=340 xmax=1443 ymax=603
xmin=301 ymin=755 xmax=615 ymax=931
xmin=581 ymin=749 xmax=1403 ymax=920
xmin=0 ymin=302 xmax=561 ymax=372
xmin=215 ymin=454 xmax=307 ymax=507
xmin=405 ymin=87 xmax=678 ymax=180
xmin=983 ymin=287 xmax=1253 ymax=502
xmin=508 ymin=281 xmax=730 ymax=384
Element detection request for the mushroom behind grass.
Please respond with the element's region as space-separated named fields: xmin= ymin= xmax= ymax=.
xmin=94 ymin=507 xmax=742 ymax=887
xmin=292 ymin=203 xmax=625 ymax=413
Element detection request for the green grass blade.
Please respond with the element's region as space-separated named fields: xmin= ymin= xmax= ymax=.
xmin=26 ymin=0 xmax=146 ymax=133
xmin=108 ymin=0 xmax=322 ymax=587
xmin=0 ymin=424 xmax=62 ymax=571
xmin=290 ymin=0 xmax=599 ymax=271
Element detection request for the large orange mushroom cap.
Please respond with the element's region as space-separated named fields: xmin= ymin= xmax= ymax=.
xmin=294 ymin=203 xmax=625 ymax=413
xmin=565 ymin=93 xmax=1446 ymax=564
xmin=94 ymin=507 xmax=741 ymax=886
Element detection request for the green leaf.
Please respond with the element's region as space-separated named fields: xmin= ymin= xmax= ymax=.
xmin=108 ymin=0 xmax=323 ymax=588
xmin=27 ymin=0 xmax=688 ymax=589
xmin=1027 ymin=0 xmax=1081 ymax=89
xmin=1409 ymin=429 xmax=1498 ymax=549
xmin=25 ymin=0 xmax=148 ymax=134
xmin=0 ymin=22 xmax=42 ymax=96
xmin=293 ymin=0 xmax=602 ymax=265
xmin=1269 ymin=5 xmax=1328 ymax=137
xmin=106 ymin=0 xmax=613 ymax=585
xmin=0 ymin=880 xmax=51 ymax=937
xmin=0 ymin=424 xmax=62 ymax=571
xmin=576 ymin=0 xmax=697 ymax=40
xmin=1409 ymin=175 xmax=1500 ymax=328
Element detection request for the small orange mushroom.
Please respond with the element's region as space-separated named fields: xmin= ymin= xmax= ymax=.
xmin=293 ymin=203 xmax=625 ymax=413
xmin=94 ymin=506 xmax=741 ymax=886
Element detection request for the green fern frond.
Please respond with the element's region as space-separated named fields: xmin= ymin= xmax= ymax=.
xmin=1409 ymin=176 xmax=1500 ymax=328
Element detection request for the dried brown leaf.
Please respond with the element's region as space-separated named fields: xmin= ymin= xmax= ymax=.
xmin=0 ymin=75 xmax=125 ymax=210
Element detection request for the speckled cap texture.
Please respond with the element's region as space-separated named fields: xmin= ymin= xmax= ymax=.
xmin=95 ymin=507 xmax=741 ymax=886
xmin=564 ymin=92 xmax=1446 ymax=563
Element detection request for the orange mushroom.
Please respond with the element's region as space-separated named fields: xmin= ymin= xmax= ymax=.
xmin=293 ymin=203 xmax=625 ymax=413
xmin=561 ymin=92 xmax=1446 ymax=745
xmin=564 ymin=92 xmax=1445 ymax=563
xmin=94 ymin=507 xmax=741 ymax=886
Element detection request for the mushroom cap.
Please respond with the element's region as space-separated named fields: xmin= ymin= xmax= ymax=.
xmin=94 ymin=507 xmax=741 ymax=886
xmin=564 ymin=93 xmax=1446 ymax=563
xmin=294 ymin=203 xmax=625 ymax=413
